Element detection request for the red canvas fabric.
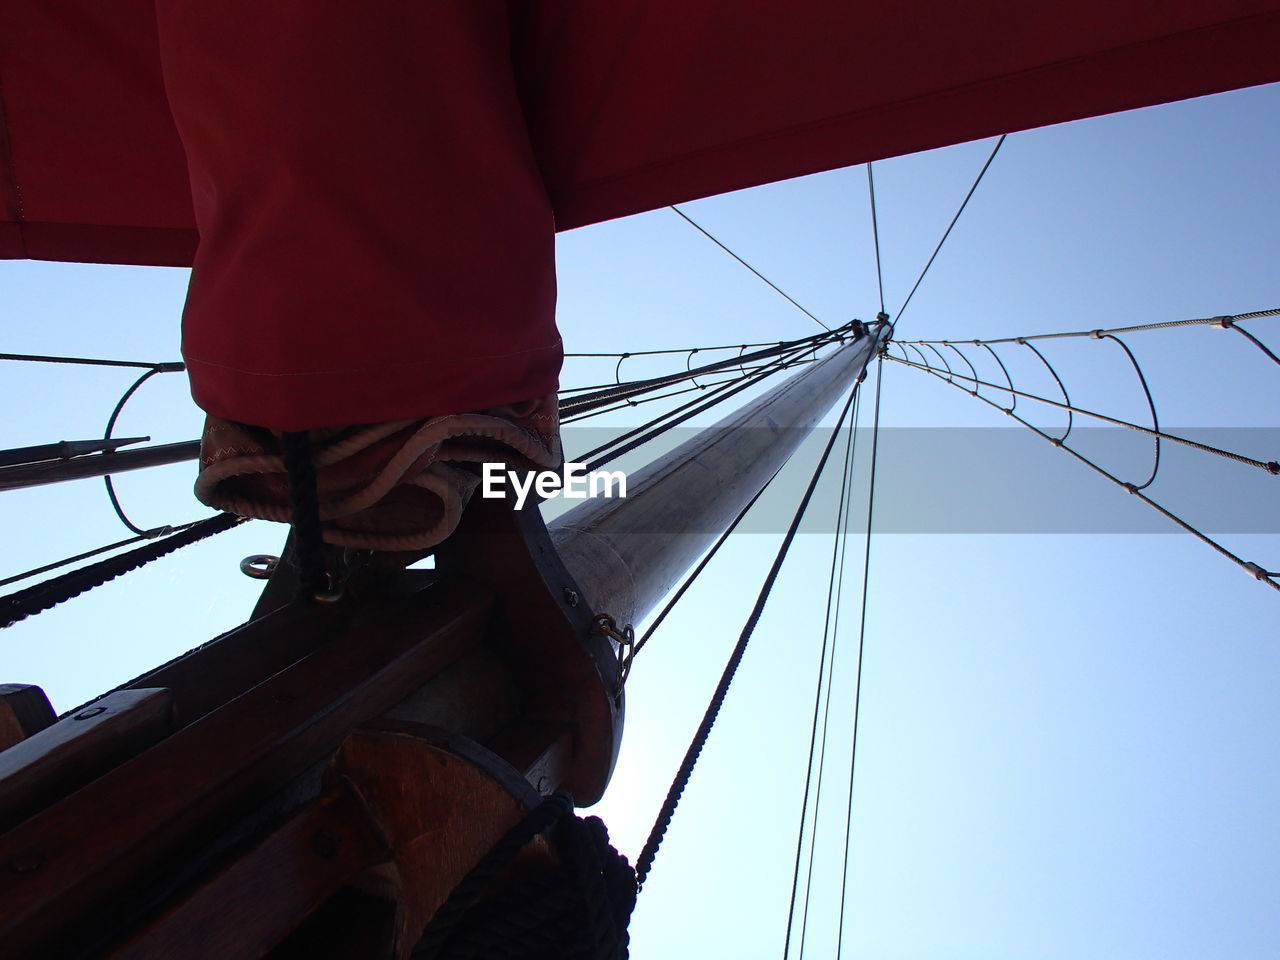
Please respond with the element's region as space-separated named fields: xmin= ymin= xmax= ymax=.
xmin=154 ymin=2 xmax=560 ymax=429
xmin=3 ymin=1 xmax=1280 ymax=427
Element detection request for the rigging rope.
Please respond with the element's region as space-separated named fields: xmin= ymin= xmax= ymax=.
xmin=580 ymin=344 xmax=830 ymax=472
xmin=866 ymin=164 xmax=886 ymax=318
xmin=634 ymin=381 xmax=861 ymax=889
xmin=885 ymin=349 xmax=1280 ymax=474
xmin=0 ymin=353 xmax=184 ymax=372
xmin=895 ymin=135 xmax=1007 ymax=325
xmin=905 ymin=309 xmax=1279 ymax=353
xmin=565 ymin=339 xmax=786 ymax=359
xmin=102 ymin=367 xmax=170 ymax=535
xmin=784 ymin=382 xmax=860 ymax=960
xmin=558 ymin=358 xmax=802 ymax=399
xmin=0 ymin=526 xmax=183 ymax=589
xmin=888 ymin=351 xmax=1280 ymax=593
xmin=624 ymin=463 xmax=785 ymax=672
xmin=0 ymin=332 xmax=837 ymax=619
xmin=1 ymin=513 xmax=244 ymax=629
xmin=413 ymin=792 xmax=636 ymax=960
xmin=280 ymin=431 xmax=336 ymax=602
xmin=561 ymin=324 xmax=849 ymax=418
xmin=835 ymin=356 xmax=885 ymax=958
xmin=669 ymin=205 xmax=833 ymax=332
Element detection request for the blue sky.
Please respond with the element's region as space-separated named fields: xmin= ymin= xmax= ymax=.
xmin=3 ymin=81 xmax=1279 ymax=958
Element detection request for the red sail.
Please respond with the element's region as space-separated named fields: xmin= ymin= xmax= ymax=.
xmin=3 ymin=1 xmax=1278 ymax=426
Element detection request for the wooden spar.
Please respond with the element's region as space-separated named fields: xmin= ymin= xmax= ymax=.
xmin=0 ymin=440 xmax=200 ymax=491
xmin=551 ymin=321 xmax=886 ymax=627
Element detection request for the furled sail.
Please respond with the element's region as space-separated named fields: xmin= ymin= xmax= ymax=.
xmin=2 ymin=0 xmax=1278 ymax=428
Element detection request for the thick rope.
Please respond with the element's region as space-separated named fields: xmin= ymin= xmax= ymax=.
xmin=1 ymin=514 xmax=243 ymax=629
xmin=634 ymin=381 xmax=862 ymax=889
xmin=279 ymin=431 xmax=330 ymax=600
xmin=414 ymin=793 xmax=636 ymax=960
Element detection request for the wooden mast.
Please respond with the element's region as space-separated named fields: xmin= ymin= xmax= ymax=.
xmin=0 ymin=322 xmax=885 ymax=958
xmin=553 ymin=322 xmax=884 ymax=627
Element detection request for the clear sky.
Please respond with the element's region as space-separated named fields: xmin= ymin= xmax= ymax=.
xmin=2 ymin=81 xmax=1278 ymax=958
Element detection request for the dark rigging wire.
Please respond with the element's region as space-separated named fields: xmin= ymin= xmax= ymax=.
xmin=835 ymin=355 xmax=885 ymax=958
xmin=866 ymin=164 xmax=886 ymax=318
xmin=896 ymin=135 xmax=1007 ymax=324
xmin=634 ymin=381 xmax=862 ymax=889
xmin=582 ymin=339 xmax=850 ymax=472
xmin=783 ymin=382 xmax=861 ymax=960
xmin=889 ymin=352 xmax=1280 ymax=592
xmin=622 ymin=463 xmax=785 ymax=681
xmin=670 ymin=205 xmax=833 ymax=332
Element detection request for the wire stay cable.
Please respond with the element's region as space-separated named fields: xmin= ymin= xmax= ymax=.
xmin=561 ymin=324 xmax=849 ymax=418
xmin=866 ymin=164 xmax=886 ymax=318
xmin=581 ymin=339 xmax=852 ymax=472
xmin=886 ymin=352 xmax=1278 ymax=474
xmin=635 ymin=382 xmax=862 ymax=890
xmin=565 ymin=339 xmax=786 ymax=359
xmin=786 ymin=385 xmax=861 ymax=960
xmin=0 ymin=352 xmax=184 ymax=372
xmin=623 ymin=463 xmax=786 ymax=678
xmin=896 ymin=135 xmax=1007 ymax=324
xmin=0 ymin=526 xmax=184 ymax=589
xmin=670 ymin=205 xmax=833 ymax=332
xmin=905 ymin=309 xmax=1279 ymax=350
xmin=889 ymin=354 xmax=1279 ymax=593
xmin=835 ymin=355 xmax=886 ymax=959
xmin=2 ymin=514 xmax=245 ymax=630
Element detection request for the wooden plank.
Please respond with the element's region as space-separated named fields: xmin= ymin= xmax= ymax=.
xmin=0 ymin=688 xmax=172 ymax=833
xmin=0 ymin=580 xmax=491 ymax=959
xmin=107 ymin=781 xmax=388 ymax=960
xmin=0 ymin=685 xmax=56 ymax=751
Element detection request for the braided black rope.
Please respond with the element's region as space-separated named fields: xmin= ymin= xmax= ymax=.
xmin=279 ymin=431 xmax=330 ymax=600
xmin=1 ymin=513 xmax=243 ymax=629
xmin=634 ymin=381 xmax=862 ymax=888
xmin=414 ymin=793 xmax=636 ymax=960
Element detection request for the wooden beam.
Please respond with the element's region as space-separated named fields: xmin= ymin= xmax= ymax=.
xmin=0 ymin=581 xmax=491 ymax=958
xmin=105 ymin=782 xmax=388 ymax=960
xmin=0 ymin=685 xmax=56 ymax=751
xmin=0 ymin=688 xmax=173 ymax=833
